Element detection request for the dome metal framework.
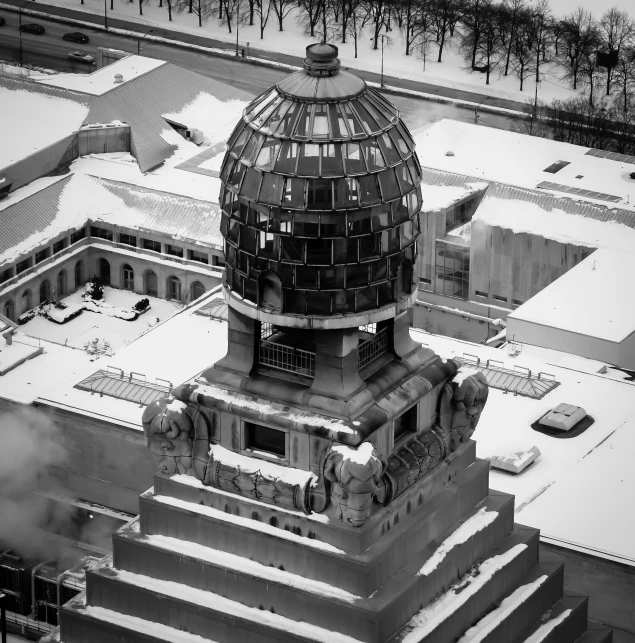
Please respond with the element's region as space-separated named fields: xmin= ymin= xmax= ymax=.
xmin=219 ymin=43 xmax=422 ymax=322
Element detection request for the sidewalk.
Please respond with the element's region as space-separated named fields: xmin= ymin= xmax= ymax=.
xmin=0 ymin=0 xmax=529 ymax=117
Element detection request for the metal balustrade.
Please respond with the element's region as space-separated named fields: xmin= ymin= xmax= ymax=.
xmin=259 ymin=340 xmax=316 ymax=377
xmin=358 ymin=326 xmax=388 ymax=369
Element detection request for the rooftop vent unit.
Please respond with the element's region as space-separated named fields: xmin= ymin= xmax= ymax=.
xmin=113 ymin=73 xmax=124 ymax=84
xmin=486 ymin=446 xmax=541 ymax=474
xmin=532 ymin=402 xmax=594 ymax=439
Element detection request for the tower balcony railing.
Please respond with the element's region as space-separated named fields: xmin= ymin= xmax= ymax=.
xmin=259 ymin=340 xmax=316 ymax=378
xmin=358 ymin=326 xmax=388 ymax=370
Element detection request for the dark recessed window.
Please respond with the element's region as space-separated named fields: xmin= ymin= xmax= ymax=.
xmin=419 ymin=277 xmax=431 ymax=284
xmin=512 ymin=299 xmax=524 ymax=306
xmin=493 ymin=294 xmax=507 ymax=303
xmin=394 ymin=405 xmax=417 ymax=445
xmin=16 ymin=258 xmax=32 ymax=274
xmin=188 ymin=249 xmax=209 ymax=264
xmin=53 ymin=239 xmax=67 ymax=254
xmin=90 ymin=226 xmax=113 ymax=241
xmin=35 ymin=248 xmax=50 ymax=264
xmin=166 ymin=244 xmax=183 ymax=257
xmin=0 ymin=267 xmax=13 ymax=283
xmin=475 ymin=290 xmax=488 ymax=298
xmin=119 ymin=233 xmax=137 ymax=247
xmin=245 ymin=422 xmax=286 ymax=458
xmin=70 ymin=228 xmax=85 ymax=244
xmin=142 ymin=238 xmax=162 ymax=253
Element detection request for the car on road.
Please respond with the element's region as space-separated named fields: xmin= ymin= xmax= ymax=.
xmin=0 ymin=16 xmax=6 ymax=27
xmin=20 ymin=23 xmax=45 ymax=35
xmin=67 ymin=50 xmax=95 ymax=64
xmin=63 ymin=31 xmax=89 ymax=44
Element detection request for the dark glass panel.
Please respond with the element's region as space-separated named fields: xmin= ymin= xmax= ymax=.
xmin=320 ymin=213 xmax=347 ymax=237
xmin=220 ymin=212 xmax=229 ymax=237
xmin=348 ymin=209 xmax=371 ymax=236
xmin=319 ymin=266 xmax=345 ymax=289
xmin=307 ymin=179 xmax=333 ymax=210
xmin=359 ymin=175 xmax=381 ymax=206
xmin=407 ymin=158 xmax=420 ymax=184
xmin=232 ymin=270 xmax=244 ymax=297
xmin=350 ymin=99 xmax=380 ymax=135
xmin=333 ymin=238 xmax=357 ymax=264
xmin=269 ymin=209 xmax=293 ymax=234
xmin=371 ymin=206 xmax=392 ymax=231
xmin=377 ymin=168 xmax=400 ymax=201
xmin=285 ymin=289 xmax=306 ymax=314
xmin=297 ymin=144 xmax=321 ymax=176
xmin=253 ymin=203 xmax=269 ymax=229
xmin=378 ymin=131 xmax=402 ymax=165
xmin=294 ymin=103 xmax=313 ymax=139
xmin=240 ymin=226 xmax=257 ymax=254
xmin=283 ymin=178 xmax=305 ymax=209
xmin=377 ymin=280 xmax=393 ymax=306
xmin=240 ymin=167 xmax=262 ymax=200
xmin=389 ymin=128 xmax=409 ymax=158
xmin=395 ymin=162 xmax=414 ymax=194
xmin=408 ymin=190 xmax=420 ymax=215
xmin=259 ymin=174 xmax=284 ymax=205
xmin=370 ymin=258 xmax=388 ymax=283
xmin=381 ymin=228 xmax=401 ymax=254
xmin=220 ymin=157 xmax=234 ymax=183
xmin=238 ymin=200 xmax=250 ymax=223
xmin=360 ymin=139 xmax=386 ymax=172
xmin=226 ymin=121 xmax=245 ymax=150
xmin=275 ymin=141 xmax=299 ymax=174
xmin=359 ymin=234 xmax=381 ymax=261
xmin=396 ymin=120 xmax=415 ymax=149
xmin=272 ymin=100 xmax=302 ymax=136
xmin=225 ymin=243 xmax=236 ymax=266
xmin=294 ymin=212 xmax=320 ymax=237
xmin=347 ymin=264 xmax=369 ymax=288
xmin=242 ymin=132 xmax=265 ymax=166
xmin=296 ymin=266 xmax=318 ymax=288
xmin=261 ymin=99 xmax=292 ymax=134
xmin=228 ymin=161 xmax=246 ymax=191
xmin=341 ymin=102 xmax=365 ymax=137
xmin=307 ymin=291 xmax=331 ymax=313
xmin=358 ymin=95 xmax=391 ymax=130
xmin=356 ymin=286 xmax=377 ymax=312
xmin=258 ymin=231 xmax=277 ymax=258
xmin=343 ymin=143 xmax=366 ymax=175
xmin=244 ymin=277 xmax=257 ymax=303
xmin=278 ymin=262 xmax=294 ymax=286
xmin=367 ymin=90 xmax=399 ymax=120
xmin=312 ymin=103 xmax=329 ymax=140
xmin=228 ymin=219 xmax=240 ymax=244
xmin=255 ymin=139 xmax=281 ymax=171
xmin=321 ymin=144 xmax=344 ymax=176
xmin=392 ymin=196 xmax=410 ymax=224
xmin=411 ymin=152 xmax=422 ymax=177
xmin=244 ymin=88 xmax=276 ymax=123
xmin=328 ymin=103 xmax=349 ymax=139
xmin=332 ymin=290 xmax=355 ymax=313
xmin=306 ymin=239 xmax=332 ymax=265
xmin=333 ymin=177 xmax=359 ymax=208
xmin=400 ymin=220 xmax=415 ymax=248
xmin=281 ymin=237 xmax=304 ymax=262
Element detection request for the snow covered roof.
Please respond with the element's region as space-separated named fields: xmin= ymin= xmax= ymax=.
xmin=473 ymin=183 xmax=635 ymax=251
xmin=0 ymin=80 xmax=89 ymax=170
xmin=0 ymin=172 xmax=222 ymax=265
xmin=508 ymin=248 xmax=635 ymax=343
xmin=414 ymin=119 xmax=635 ymax=211
xmin=412 ymin=329 xmax=635 ymax=564
xmin=2 ymin=58 xmax=252 ymax=174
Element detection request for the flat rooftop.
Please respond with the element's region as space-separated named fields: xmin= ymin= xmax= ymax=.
xmin=508 ymin=248 xmax=635 ymax=343
xmin=415 ymin=119 xmax=635 ymax=211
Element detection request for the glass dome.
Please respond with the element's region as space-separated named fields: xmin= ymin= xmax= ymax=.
xmin=219 ymin=43 xmax=422 ymax=325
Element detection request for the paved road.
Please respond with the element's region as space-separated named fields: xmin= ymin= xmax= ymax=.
xmin=0 ymin=6 xmax=520 ymax=131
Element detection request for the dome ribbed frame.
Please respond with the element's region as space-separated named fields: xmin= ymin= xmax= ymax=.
xmin=218 ymin=81 xmax=422 ymax=319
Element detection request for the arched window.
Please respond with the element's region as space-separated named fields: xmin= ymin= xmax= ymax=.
xmin=145 ymin=270 xmax=158 ymax=297
xmin=74 ymin=260 xmax=84 ymax=289
xmin=3 ymin=300 xmax=15 ymax=322
xmin=259 ymin=271 xmax=282 ymax=312
xmin=190 ymin=281 xmax=205 ymax=301
xmin=122 ymin=264 xmax=134 ymax=291
xmin=21 ymin=290 xmax=32 ymax=314
xmin=57 ymin=270 xmax=68 ymax=297
xmin=98 ymin=258 xmax=111 ymax=286
xmin=167 ymin=276 xmax=181 ymax=301
xmin=39 ymin=279 xmax=51 ymax=304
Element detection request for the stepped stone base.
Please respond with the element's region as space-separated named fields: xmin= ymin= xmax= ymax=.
xmin=59 ymin=441 xmax=610 ymax=643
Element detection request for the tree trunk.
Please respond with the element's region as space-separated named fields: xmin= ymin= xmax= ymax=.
xmin=168 ymin=2 xmax=172 ymax=19
xmin=438 ymin=31 xmax=446 ymax=62
xmin=139 ymin=0 xmax=143 ymax=16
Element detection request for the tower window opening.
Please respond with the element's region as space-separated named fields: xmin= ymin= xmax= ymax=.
xmin=245 ymin=422 xmax=286 ymax=458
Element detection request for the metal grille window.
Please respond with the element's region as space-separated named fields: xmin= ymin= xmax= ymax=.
xmin=259 ymin=340 xmax=316 ymax=377
xmin=435 ymin=241 xmax=470 ymax=299
xmin=358 ymin=325 xmax=388 ymax=369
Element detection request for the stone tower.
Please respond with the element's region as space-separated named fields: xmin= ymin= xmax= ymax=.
xmin=59 ymin=44 xmax=611 ymax=643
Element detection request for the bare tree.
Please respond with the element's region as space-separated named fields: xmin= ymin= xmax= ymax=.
xmin=500 ymin=0 xmax=526 ymax=75
xmin=559 ymin=8 xmax=598 ymax=91
xmin=298 ymin=0 xmax=324 ymax=38
xmin=432 ymin=0 xmax=460 ymax=62
xmin=460 ymin=0 xmax=491 ymax=70
xmin=254 ymin=0 xmax=271 ymax=37
xmin=475 ymin=2 xmax=504 ymax=84
xmin=271 ymin=0 xmax=295 ymax=30
xmin=370 ymin=0 xmax=390 ymax=50
xmin=510 ymin=19 xmax=533 ymax=90
xmin=579 ymin=43 xmax=603 ymax=105
xmin=221 ymin=0 xmax=245 ymax=32
xmin=527 ymin=0 xmax=552 ymax=85
xmin=612 ymin=48 xmax=635 ymax=115
xmin=181 ymin=0 xmax=214 ymax=26
xmin=403 ymin=0 xmax=434 ymax=56
xmin=346 ymin=1 xmax=372 ymax=57
xmin=165 ymin=0 xmax=176 ymax=19
xmin=598 ymin=8 xmax=635 ymax=96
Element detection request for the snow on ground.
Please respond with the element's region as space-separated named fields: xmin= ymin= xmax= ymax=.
xmin=19 ymin=286 xmax=180 ymax=350
xmin=0 ymin=86 xmax=88 ymax=168
xmin=40 ymin=56 xmax=165 ymax=95
xmin=410 ymin=328 xmax=635 ymax=562
xmin=0 ymin=60 xmax=58 ymax=77
xmin=508 ymin=248 xmax=635 ymax=343
xmin=27 ymin=0 xmax=589 ymax=106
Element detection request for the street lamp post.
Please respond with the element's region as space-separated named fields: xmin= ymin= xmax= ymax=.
xmin=138 ymin=28 xmax=154 ymax=55
xmin=370 ymin=34 xmax=387 ymax=88
xmin=104 ymin=0 xmax=108 ymax=30
xmin=235 ymin=0 xmax=239 ymax=56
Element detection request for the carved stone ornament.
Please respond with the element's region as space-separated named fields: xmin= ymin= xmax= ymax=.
xmin=142 ymin=367 xmax=489 ymax=528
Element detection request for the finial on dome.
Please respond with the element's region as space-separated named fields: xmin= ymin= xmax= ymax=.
xmin=304 ymin=43 xmax=340 ymax=77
